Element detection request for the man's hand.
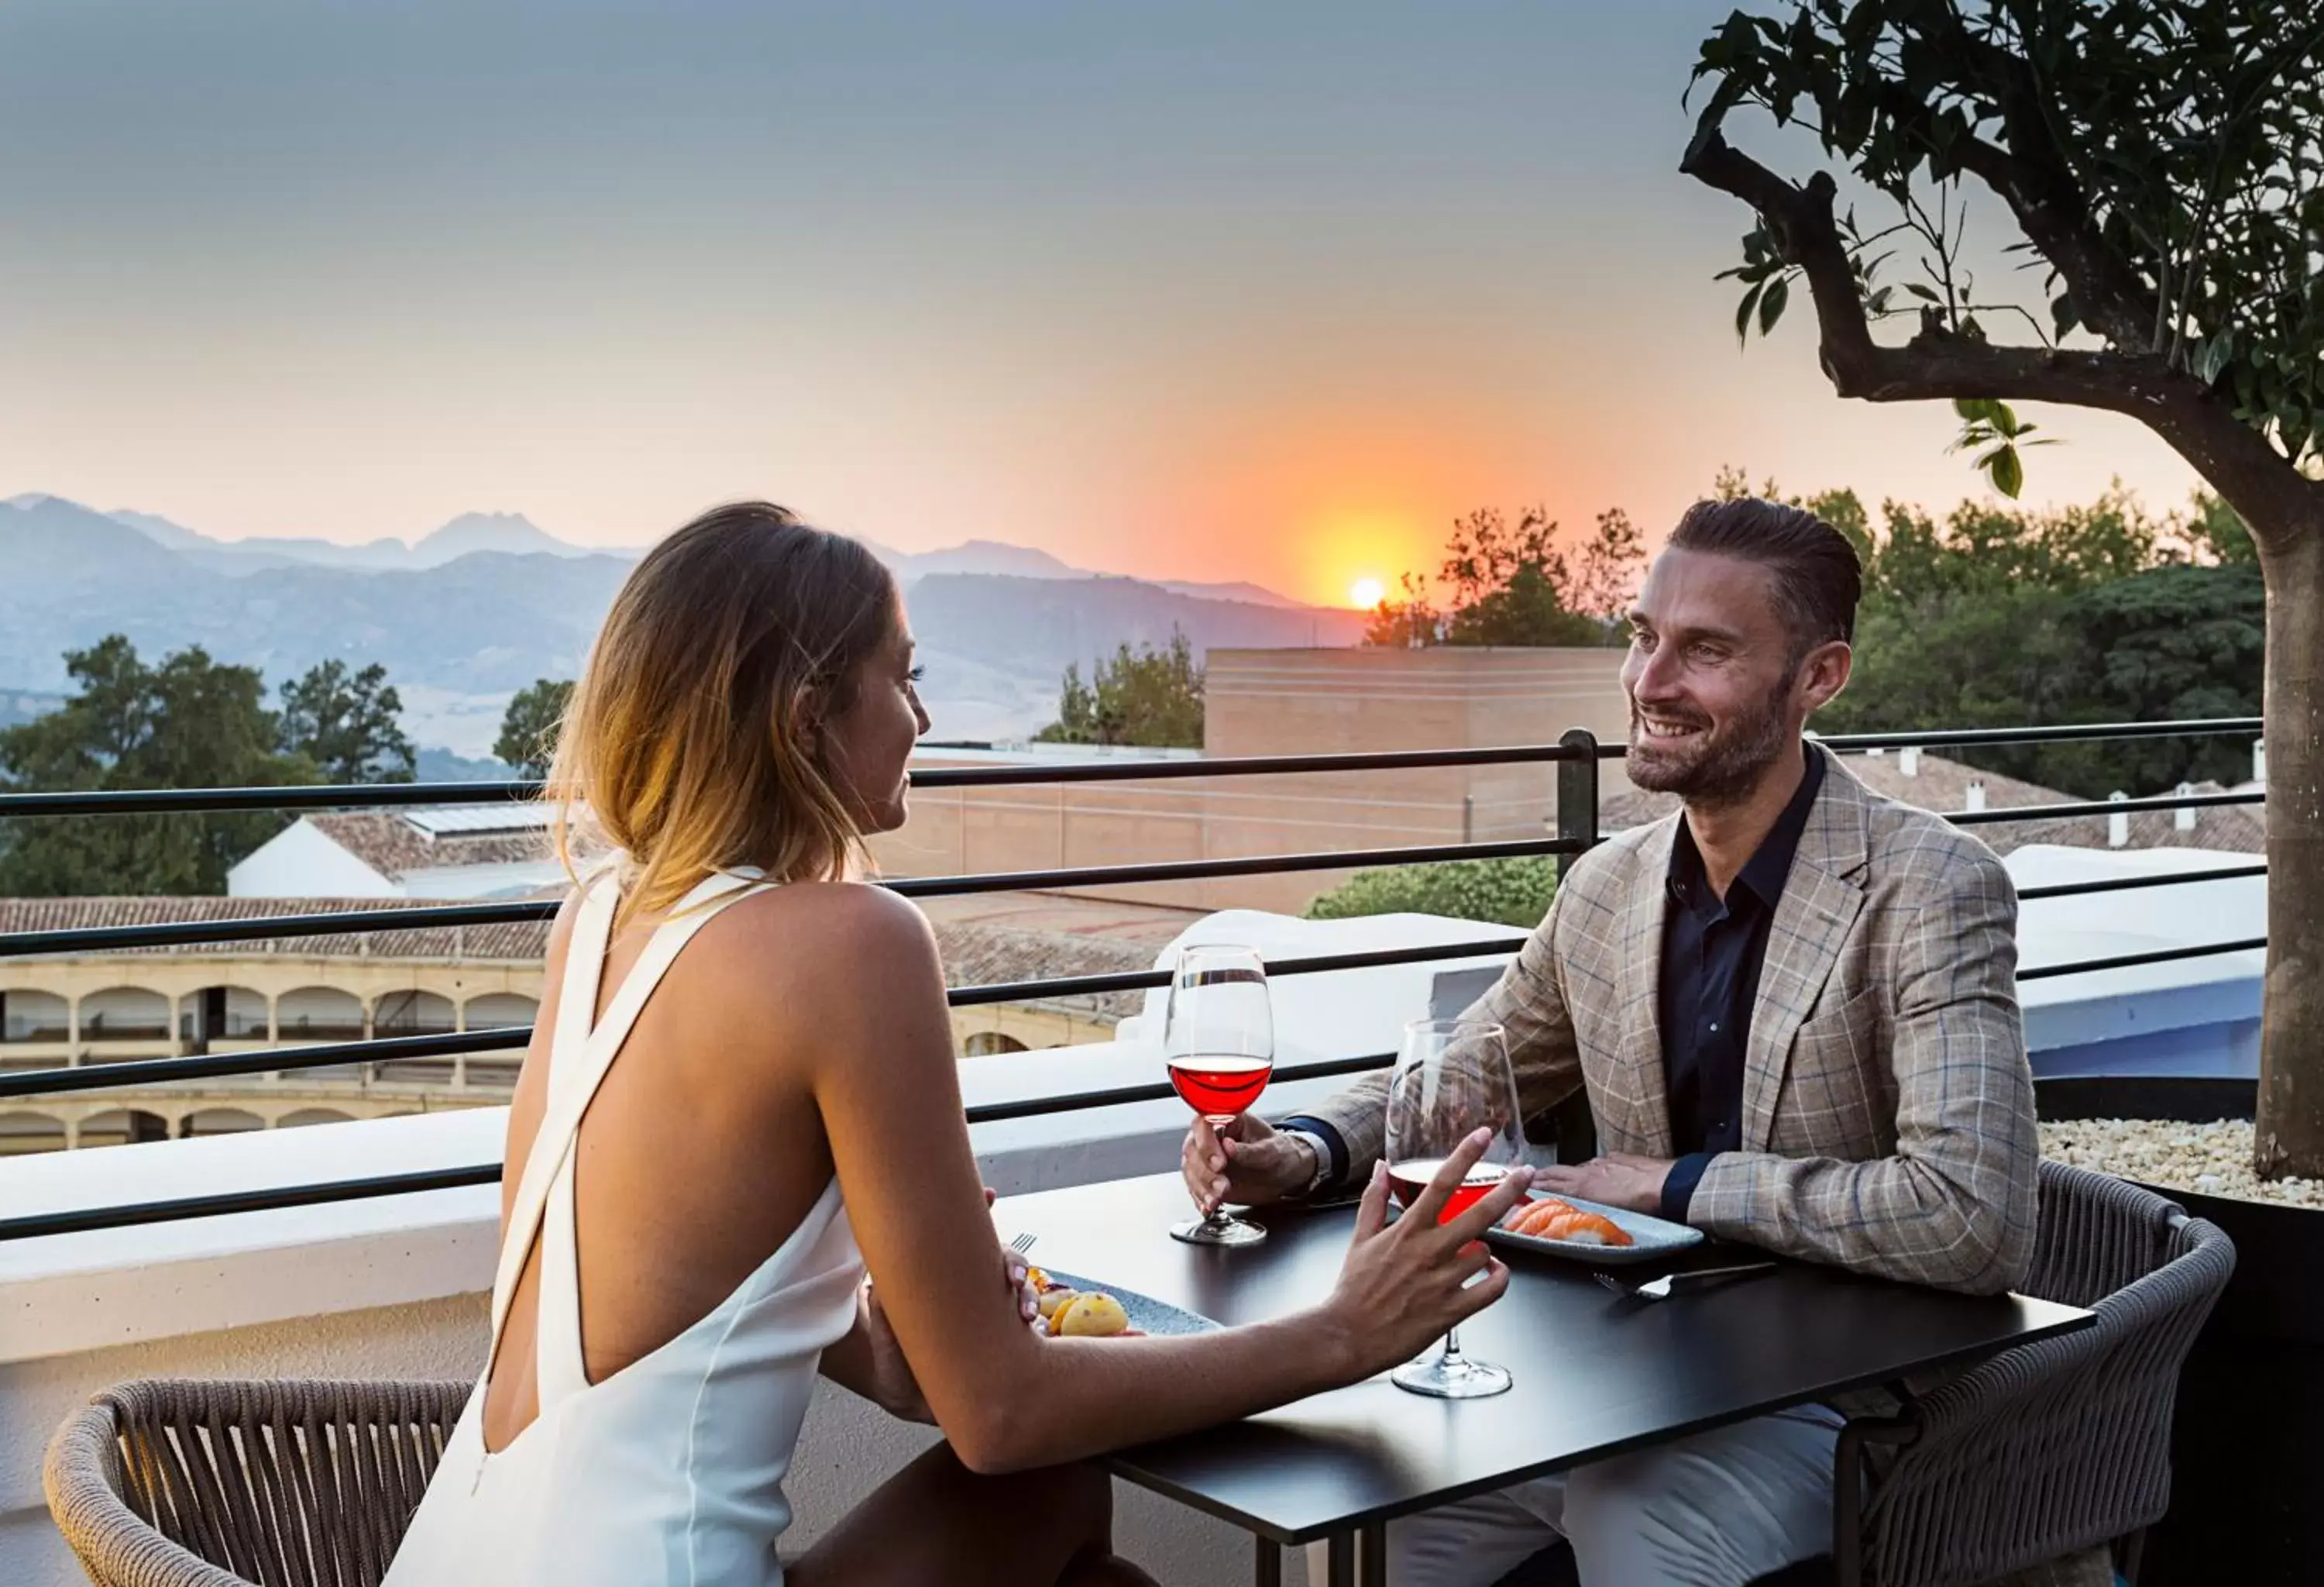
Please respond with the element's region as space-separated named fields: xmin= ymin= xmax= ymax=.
xmin=1532 ymin=1152 xmax=1676 ymax=1215
xmin=1181 ymin=1113 xmax=1318 ymax=1214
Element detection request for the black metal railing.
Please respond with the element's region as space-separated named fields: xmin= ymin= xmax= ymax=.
xmin=0 ymin=715 xmax=2268 ymax=1241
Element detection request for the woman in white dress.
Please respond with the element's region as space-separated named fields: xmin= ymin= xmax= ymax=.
xmin=384 ymin=502 xmax=1532 ymax=1585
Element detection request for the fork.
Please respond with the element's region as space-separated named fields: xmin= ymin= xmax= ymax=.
xmin=1595 ymin=1261 xmax=1776 ymax=1301
xmin=1008 ymin=1231 xmax=1039 ymax=1256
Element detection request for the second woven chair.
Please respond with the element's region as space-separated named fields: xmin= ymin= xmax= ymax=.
xmin=44 ymin=1377 xmax=471 ymax=1587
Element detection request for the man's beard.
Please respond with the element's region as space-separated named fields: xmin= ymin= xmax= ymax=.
xmin=1628 ymin=683 xmax=1794 ymax=809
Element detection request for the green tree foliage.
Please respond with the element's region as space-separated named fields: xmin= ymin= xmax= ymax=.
xmin=1305 ymin=856 xmax=1558 ymax=930
xmin=279 ymin=659 xmax=416 ymax=783
xmin=495 ymin=679 xmax=576 ymax=778
xmin=1365 ymin=507 xmax=1644 ymax=649
xmin=1809 ymin=484 xmax=2264 ymax=796
xmin=1034 ymin=630 xmax=1204 ymax=748
xmin=0 ymin=636 xmax=318 ymax=895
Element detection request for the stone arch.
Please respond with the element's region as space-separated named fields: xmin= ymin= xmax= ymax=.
xmin=78 ymin=1108 xmax=171 ymax=1148
xmin=373 ymin=990 xmax=456 ymax=1036
xmin=276 ymin=986 xmax=366 ymax=1041
xmin=1 ymin=990 xmax=69 ymax=1044
xmin=179 ymin=984 xmax=270 ymax=1047
xmin=0 ymin=1110 xmax=67 ymax=1154
xmin=182 ymin=1107 xmax=265 ymax=1138
xmin=962 ymin=1031 xmax=1030 ymax=1057
xmin=462 ymin=993 xmax=539 ymax=1031
xmin=373 ymin=991 xmax=460 ymax=1085
xmin=278 ymin=1108 xmax=355 ymax=1129
xmin=79 ymin=986 xmax=172 ymax=1043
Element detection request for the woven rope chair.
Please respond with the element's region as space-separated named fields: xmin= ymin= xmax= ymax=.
xmin=1834 ymin=1159 xmax=2236 ymax=1587
xmin=44 ymin=1378 xmax=473 ymax=1587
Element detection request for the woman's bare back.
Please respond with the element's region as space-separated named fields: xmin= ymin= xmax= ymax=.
xmin=482 ymin=883 xmax=837 ymax=1454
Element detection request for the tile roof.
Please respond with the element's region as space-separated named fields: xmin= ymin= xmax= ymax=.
xmin=931 ymin=921 xmax=1155 ymax=1020
xmin=308 ymin=811 xmax=599 ymax=880
xmin=1599 ymin=751 xmax=2263 ymax=857
xmin=0 ymin=896 xmax=553 ymax=961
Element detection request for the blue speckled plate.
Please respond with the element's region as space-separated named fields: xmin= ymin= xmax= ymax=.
xmin=1036 ymin=1270 xmax=1221 ymax=1336
xmin=1483 ymin=1192 xmax=1706 ymax=1266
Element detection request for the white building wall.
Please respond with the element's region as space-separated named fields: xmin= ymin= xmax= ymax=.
xmin=226 ymin=821 xmax=398 ymax=898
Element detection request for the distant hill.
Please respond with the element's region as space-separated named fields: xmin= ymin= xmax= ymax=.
xmin=905 ymin=573 xmax=1369 ymax=674
xmin=410 ymin=511 xmax=593 ymax=567
xmin=98 ymin=502 xmax=583 ymax=574
xmin=1 ymin=493 xmax=1359 ymax=754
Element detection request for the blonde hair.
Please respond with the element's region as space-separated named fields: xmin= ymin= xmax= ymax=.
xmin=547 ymin=502 xmax=900 ymax=926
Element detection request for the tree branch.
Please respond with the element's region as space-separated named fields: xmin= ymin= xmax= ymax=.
xmin=1679 ymin=123 xmax=2322 ymax=541
xmin=1886 ymin=16 xmax=2164 ymax=349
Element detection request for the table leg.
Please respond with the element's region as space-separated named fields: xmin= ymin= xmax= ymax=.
xmin=1360 ymin=1521 xmax=1387 ymax=1584
xmin=1326 ymin=1531 xmax=1356 ymax=1587
xmin=1253 ymin=1537 xmax=1281 ymax=1587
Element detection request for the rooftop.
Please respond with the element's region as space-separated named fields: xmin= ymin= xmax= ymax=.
xmin=304 ymin=808 xmax=575 ymax=880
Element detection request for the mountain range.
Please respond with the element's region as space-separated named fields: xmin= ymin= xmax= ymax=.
xmin=0 ymin=494 xmax=1363 ymax=754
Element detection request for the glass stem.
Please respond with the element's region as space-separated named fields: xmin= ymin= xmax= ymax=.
xmin=1440 ymin=1327 xmax=1464 ymax=1364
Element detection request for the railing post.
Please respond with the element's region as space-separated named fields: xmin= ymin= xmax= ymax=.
xmin=1556 ymin=728 xmax=1600 ymax=881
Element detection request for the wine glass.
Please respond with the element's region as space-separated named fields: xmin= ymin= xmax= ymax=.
xmin=1384 ymin=1017 xmax=1525 ymax=1398
xmin=1164 ymin=942 xmax=1274 ymax=1248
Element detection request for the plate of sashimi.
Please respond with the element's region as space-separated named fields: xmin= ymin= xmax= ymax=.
xmin=1484 ymin=1191 xmax=1706 ymax=1265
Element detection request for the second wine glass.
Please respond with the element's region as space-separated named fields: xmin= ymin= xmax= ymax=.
xmin=1164 ymin=942 xmax=1275 ymax=1248
xmin=1384 ymin=1017 xmax=1525 ymax=1398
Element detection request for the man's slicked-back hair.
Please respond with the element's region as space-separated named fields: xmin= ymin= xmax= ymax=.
xmin=1668 ymin=497 xmax=1862 ymax=658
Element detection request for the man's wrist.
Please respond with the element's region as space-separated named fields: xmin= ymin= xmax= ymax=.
xmin=1279 ymin=1129 xmax=1329 ymax=1198
xmin=1277 ymin=1116 xmax=1349 ymax=1194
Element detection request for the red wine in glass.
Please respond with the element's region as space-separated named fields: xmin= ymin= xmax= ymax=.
xmin=1387 ymin=1158 xmax=1507 ymax=1223
xmin=1164 ymin=944 xmax=1274 ymax=1248
xmin=1169 ymin=1055 xmax=1274 ymax=1121
xmin=1384 ymin=1017 xmax=1525 ymax=1399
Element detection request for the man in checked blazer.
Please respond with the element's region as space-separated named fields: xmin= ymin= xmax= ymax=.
xmin=1181 ymin=496 xmax=2040 ymax=1587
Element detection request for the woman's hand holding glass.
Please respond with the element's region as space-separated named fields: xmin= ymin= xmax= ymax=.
xmin=1316 ymin=1126 xmax=1532 ymax=1380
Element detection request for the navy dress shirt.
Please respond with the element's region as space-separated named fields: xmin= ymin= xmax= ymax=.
xmin=1654 ymin=747 xmax=1824 ymax=1221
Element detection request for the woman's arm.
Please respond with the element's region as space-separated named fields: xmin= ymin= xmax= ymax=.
xmin=821 ymin=1189 xmax=1037 ymax=1421
xmin=767 ymin=885 xmax=1529 ymax=1475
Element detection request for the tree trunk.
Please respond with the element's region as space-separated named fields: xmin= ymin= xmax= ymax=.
xmin=2255 ymin=521 xmax=2324 ymax=1179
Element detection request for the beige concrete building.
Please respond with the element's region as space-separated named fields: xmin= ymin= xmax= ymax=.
xmin=876 ymin=645 xmax=1635 ymax=915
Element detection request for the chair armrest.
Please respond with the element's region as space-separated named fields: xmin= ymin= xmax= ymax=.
xmin=1838 ymin=1216 xmax=2233 ymax=1587
xmin=46 ymin=1400 xmax=248 ymax=1587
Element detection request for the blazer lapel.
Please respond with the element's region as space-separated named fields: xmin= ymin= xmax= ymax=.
xmin=1609 ymin=818 xmax=1679 ymax=1158
xmin=1741 ymin=747 xmax=1870 ymax=1152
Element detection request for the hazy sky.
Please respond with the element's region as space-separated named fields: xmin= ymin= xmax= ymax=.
xmin=2 ymin=1 xmax=2201 ymax=606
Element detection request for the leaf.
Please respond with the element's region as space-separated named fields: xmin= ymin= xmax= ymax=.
xmin=2052 ymin=294 xmax=2079 ymax=339
xmin=1906 ymin=283 xmax=1943 ymax=302
xmin=1736 ymin=281 xmax=1765 ymax=347
xmin=1989 ymin=446 xmax=2025 ymax=500
xmin=1758 ymin=274 xmax=1790 ymax=335
xmin=1954 ymin=397 xmax=2005 ymax=425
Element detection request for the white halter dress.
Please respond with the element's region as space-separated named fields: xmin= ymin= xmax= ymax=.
xmin=387 ymin=869 xmax=866 ymax=1586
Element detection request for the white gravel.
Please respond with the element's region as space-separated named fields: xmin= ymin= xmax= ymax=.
xmin=2039 ymin=1117 xmax=2324 ymax=1208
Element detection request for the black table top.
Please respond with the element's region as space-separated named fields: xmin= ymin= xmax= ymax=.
xmin=1000 ymin=1172 xmax=2092 ymax=1545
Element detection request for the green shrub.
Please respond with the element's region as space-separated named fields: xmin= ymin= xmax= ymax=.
xmin=1304 ymin=856 xmax=1557 ymax=929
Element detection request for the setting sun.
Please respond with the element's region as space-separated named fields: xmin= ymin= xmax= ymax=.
xmin=1349 ymin=577 xmax=1386 ymax=609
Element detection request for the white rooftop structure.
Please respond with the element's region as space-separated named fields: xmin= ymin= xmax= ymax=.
xmin=1117 ymin=843 xmax=2266 ymax=1083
